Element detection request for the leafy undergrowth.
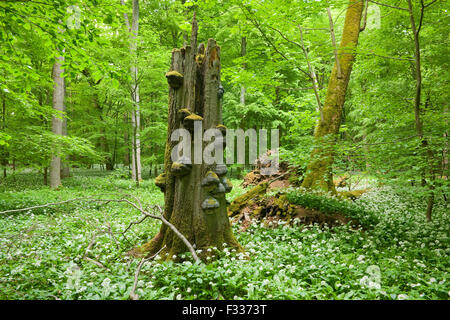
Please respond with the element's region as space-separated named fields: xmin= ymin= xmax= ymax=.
xmin=0 ymin=171 xmax=448 ymax=300
xmin=285 ymin=188 xmax=379 ymax=228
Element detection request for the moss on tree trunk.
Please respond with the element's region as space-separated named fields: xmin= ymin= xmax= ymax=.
xmin=302 ymin=0 xmax=364 ymax=193
xmin=137 ymin=16 xmax=242 ymax=261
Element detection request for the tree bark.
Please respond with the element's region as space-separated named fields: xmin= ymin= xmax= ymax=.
xmin=1 ymin=94 xmax=7 ymax=178
xmin=407 ymin=0 xmax=435 ymax=221
xmin=299 ymin=26 xmax=322 ymax=118
xmin=43 ymin=167 xmax=48 ymax=185
xmin=50 ymin=55 xmax=65 ymax=189
xmin=129 ymin=0 xmax=142 ymax=183
xmin=123 ymin=113 xmax=130 ymax=167
xmin=61 ymin=85 xmax=70 ymax=178
xmin=301 ymin=0 xmax=364 ymax=193
xmin=327 ymin=7 xmax=343 ymax=79
xmin=137 ymin=16 xmax=242 ymax=261
xmin=240 ymin=36 xmax=246 ymax=105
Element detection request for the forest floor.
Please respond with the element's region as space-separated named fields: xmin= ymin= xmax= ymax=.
xmin=0 ymin=170 xmax=448 ymax=300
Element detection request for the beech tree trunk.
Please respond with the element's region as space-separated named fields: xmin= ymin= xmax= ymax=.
xmin=406 ymin=0 xmax=436 ymax=222
xmin=301 ymin=0 xmax=364 ymax=193
xmin=120 ymin=0 xmax=141 ymax=180
xmin=137 ymin=16 xmax=242 ymax=261
xmin=130 ymin=0 xmax=141 ymax=183
xmin=124 ymin=113 xmax=130 ymax=168
xmin=61 ymin=91 xmax=70 ymax=178
xmin=1 ymin=95 xmax=7 ymax=178
xmin=50 ymin=55 xmax=65 ymax=189
xmin=240 ymin=36 xmax=246 ymax=105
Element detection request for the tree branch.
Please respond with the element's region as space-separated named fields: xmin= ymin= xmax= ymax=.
xmin=239 ymin=5 xmax=312 ymax=80
xmin=129 ymin=245 xmax=165 ymax=300
xmin=327 ymin=7 xmax=343 ymax=78
xmin=299 ymin=26 xmax=322 ymax=118
xmin=0 ymin=196 xmax=201 ymax=262
xmin=368 ymin=0 xmax=409 ymax=11
xmin=360 ymin=0 xmax=369 ymax=31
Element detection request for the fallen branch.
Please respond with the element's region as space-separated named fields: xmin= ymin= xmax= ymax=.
xmin=0 ymin=196 xmax=200 ymax=263
xmin=84 ymin=256 xmax=108 ymax=269
xmin=268 ymin=170 xmax=292 ymax=185
xmin=82 ymin=229 xmax=110 ymax=269
xmin=129 ymin=245 xmax=165 ymax=300
xmin=121 ymin=214 xmax=150 ymax=239
xmin=0 ymin=197 xmax=92 ymax=215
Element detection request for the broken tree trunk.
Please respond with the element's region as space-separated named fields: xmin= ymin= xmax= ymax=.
xmin=136 ymin=16 xmax=242 ymax=261
xmin=301 ymin=0 xmax=364 ymax=193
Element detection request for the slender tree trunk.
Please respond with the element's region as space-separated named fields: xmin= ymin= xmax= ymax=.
xmin=92 ymin=92 xmax=114 ymax=170
xmin=407 ymin=0 xmax=435 ymax=221
xmin=1 ymin=94 xmax=7 ymax=178
xmin=123 ymin=113 xmax=130 ymax=167
xmin=123 ymin=0 xmax=142 ymax=183
xmin=112 ymin=112 xmax=118 ymax=170
xmin=302 ymin=0 xmax=364 ymax=192
xmin=130 ymin=116 xmax=135 ymax=178
xmin=327 ymin=7 xmax=342 ymax=79
xmin=61 ymin=85 xmax=70 ymax=178
xmin=299 ymin=26 xmax=322 ymax=118
xmin=240 ymin=36 xmax=246 ymax=105
xmin=443 ymin=106 xmax=448 ymax=181
xmin=50 ymin=55 xmax=65 ymax=189
xmin=44 ymin=167 xmax=48 ymax=185
xmin=136 ymin=16 xmax=242 ymax=260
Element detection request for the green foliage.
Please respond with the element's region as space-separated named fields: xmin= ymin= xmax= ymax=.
xmin=285 ymin=188 xmax=379 ymax=228
xmin=0 ymin=0 xmax=448 ymax=301
xmin=0 ymin=174 xmax=448 ymax=300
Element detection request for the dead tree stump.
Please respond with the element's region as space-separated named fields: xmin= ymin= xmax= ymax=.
xmin=137 ymin=16 xmax=242 ymax=261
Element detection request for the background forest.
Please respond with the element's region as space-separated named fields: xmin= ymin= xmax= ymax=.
xmin=0 ymin=0 xmax=448 ymax=301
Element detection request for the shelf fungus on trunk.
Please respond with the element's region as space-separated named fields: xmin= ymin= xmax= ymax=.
xmin=214 ymin=163 xmax=228 ymax=177
xmin=216 ymin=124 xmax=227 ymax=137
xmin=201 ymin=196 xmax=220 ymax=212
xmin=211 ymin=182 xmax=226 ymax=195
xmin=201 ymin=171 xmax=220 ymax=192
xmin=221 ymin=177 xmax=233 ymax=193
xmin=183 ymin=113 xmax=203 ymax=132
xmin=165 ymin=70 xmax=184 ymax=89
xmin=170 ymin=158 xmax=192 ymax=177
xmin=155 ymin=172 xmax=166 ymax=192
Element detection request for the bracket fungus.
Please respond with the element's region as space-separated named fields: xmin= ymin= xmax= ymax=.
xmin=215 ymin=124 xmax=227 ymax=137
xmin=165 ymin=70 xmax=184 ymax=89
xmin=155 ymin=173 xmax=166 ymax=192
xmin=201 ymin=196 xmax=220 ymax=211
xmin=183 ymin=113 xmax=203 ymax=131
xmin=212 ymin=182 xmax=226 ymax=195
xmin=201 ymin=171 xmax=220 ymax=191
xmin=214 ymin=164 xmax=228 ymax=177
xmin=221 ymin=177 xmax=233 ymax=193
xmin=171 ymin=160 xmax=192 ymax=177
